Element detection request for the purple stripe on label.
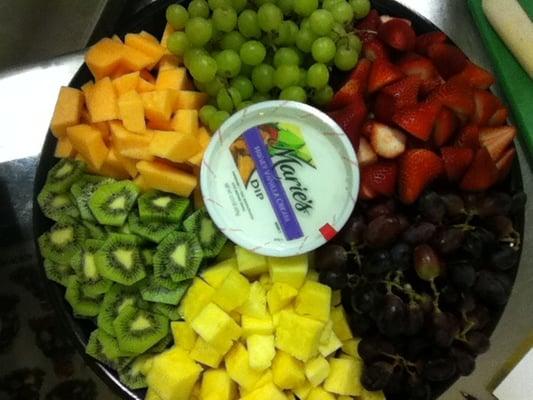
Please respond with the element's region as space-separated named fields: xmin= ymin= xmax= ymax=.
xmin=243 ymin=127 xmax=304 ymax=240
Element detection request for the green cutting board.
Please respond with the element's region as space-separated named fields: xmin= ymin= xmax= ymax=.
xmin=468 ymin=0 xmax=533 ymax=165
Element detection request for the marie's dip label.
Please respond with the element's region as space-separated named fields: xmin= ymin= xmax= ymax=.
xmin=201 ymin=101 xmax=359 ymax=257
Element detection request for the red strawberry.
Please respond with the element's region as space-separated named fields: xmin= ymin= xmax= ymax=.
xmin=392 ymin=100 xmax=441 ymax=141
xmin=415 ymin=32 xmax=447 ymax=56
xmin=430 ymin=79 xmax=475 ymax=119
xmin=369 ymin=122 xmax=407 ymax=159
xmin=398 ymin=149 xmax=444 ymax=204
xmin=359 ymin=180 xmax=378 ymax=200
xmin=496 ymin=147 xmax=516 ymax=182
xmin=361 ymin=119 xmax=374 ymax=138
xmin=433 ymin=108 xmax=458 ymax=146
xmin=355 ymin=9 xmax=381 ymax=43
xmin=472 ymin=90 xmax=501 ymax=126
xmin=357 ymin=136 xmax=378 ymax=167
xmin=452 ymin=62 xmax=495 ymax=89
xmin=427 ymin=43 xmax=468 ymax=79
xmin=361 ymin=160 xmax=398 ymax=196
xmin=479 ymin=125 xmax=516 ymax=161
xmin=368 ymin=58 xmax=404 ymax=93
xmin=381 ymin=76 xmax=421 ymax=109
xmin=328 ymin=96 xmax=368 ymax=149
xmin=441 ymin=147 xmax=474 ymax=181
xmin=363 ymin=38 xmax=390 ymax=61
xmin=397 ymin=54 xmax=443 ymax=94
xmin=455 ymin=124 xmax=480 ymax=149
xmin=488 ymin=107 xmax=509 ymax=126
xmin=377 ymin=19 xmax=416 ymax=51
xmin=459 ymin=147 xmax=499 ymax=191
xmin=374 ymin=93 xmax=396 ymax=123
xmin=329 ymin=59 xmax=372 ymax=110
xmin=380 ymin=15 xmax=412 ymax=25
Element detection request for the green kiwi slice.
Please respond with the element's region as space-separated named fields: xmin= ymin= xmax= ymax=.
xmin=128 ymin=212 xmax=175 ymax=243
xmin=43 ymin=259 xmax=74 ymax=286
xmin=86 ymin=329 xmax=117 ymax=369
xmin=95 ymin=234 xmax=146 ymax=286
xmin=147 ymin=332 xmax=172 ymax=353
xmin=216 ymin=241 xmax=236 ymax=262
xmin=64 ymin=276 xmax=102 ymax=317
xmin=37 ymin=188 xmax=79 ymax=222
xmin=112 ymin=305 xmax=169 ymax=355
xmin=71 ymin=239 xmax=112 ymax=297
xmin=141 ymin=249 xmax=154 ymax=266
xmin=70 ymin=177 xmax=114 ymax=222
xmin=89 ymin=181 xmax=140 ymax=226
xmin=97 ymin=284 xmax=146 ymax=336
xmin=82 ymin=220 xmax=107 ymax=240
xmin=183 ymin=208 xmax=227 ymax=258
xmin=38 ymin=221 xmax=86 ymax=264
xmin=138 ymin=190 xmax=190 ymax=223
xmin=153 ymin=231 xmax=203 ymax=282
xmin=118 ymin=355 xmax=150 ymax=390
xmin=152 ymin=303 xmax=182 ymax=321
xmin=140 ymin=277 xmax=191 ymax=305
xmin=44 ymin=158 xmax=85 ymax=193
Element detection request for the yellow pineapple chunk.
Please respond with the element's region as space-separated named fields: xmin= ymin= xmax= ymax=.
xmin=341 ymin=338 xmax=361 ymax=359
xmin=259 ymin=273 xmax=272 ymax=289
xmin=190 ymin=337 xmax=224 ymax=368
xmin=338 ymin=397 xmax=353 ymax=400
xmin=267 ymin=282 xmax=298 ymax=314
xmin=136 ymin=160 xmax=197 ymax=197
xmin=275 ymin=310 xmax=324 ymax=362
xmin=272 ymin=350 xmax=306 ymax=389
xmin=332 ymin=290 xmax=342 ymax=306
xmin=307 ymin=387 xmax=336 ymax=400
xmin=171 ymin=109 xmax=199 ymax=135
xmin=240 ymin=382 xmax=288 ymax=400
xmin=170 ymin=321 xmax=197 ymax=351
xmin=178 ymin=278 xmax=215 ymax=321
xmin=235 ymin=246 xmax=268 ymax=277
xmin=318 ymin=320 xmax=342 ymax=357
xmin=305 ymin=356 xmax=330 ymax=386
xmin=254 ymin=369 xmax=273 ymax=389
xmin=330 ymin=306 xmax=354 ymax=341
xmin=51 ymin=86 xmax=84 ymax=137
xmin=200 ymin=369 xmax=236 ymax=400
xmin=293 ymin=380 xmax=313 ymax=400
xmin=118 ymin=90 xmax=146 ymax=133
xmin=241 ymin=315 xmax=274 ymax=337
xmin=323 ymin=358 xmax=363 ymax=396
xmin=225 ymin=342 xmax=263 ymax=390
xmin=212 ymin=269 xmax=250 ymax=313
xmin=307 ymin=269 xmax=319 ymax=281
xmin=66 ymin=124 xmax=109 ymax=170
xmin=149 ymin=130 xmax=201 ymax=162
xmin=360 ymin=388 xmax=386 ymax=400
xmin=200 ymin=258 xmax=238 ymax=288
xmin=268 ymin=254 xmax=308 ymax=289
xmin=295 ymin=280 xmax=332 ymax=322
xmin=191 ymin=303 xmax=241 ymax=354
xmin=145 ymin=388 xmax=163 ymax=400
xmin=247 ymin=334 xmax=275 ymax=371
xmin=237 ymin=281 xmax=268 ymax=318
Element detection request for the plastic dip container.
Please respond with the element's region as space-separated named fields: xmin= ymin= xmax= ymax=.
xmin=200 ymin=100 xmax=359 ymax=257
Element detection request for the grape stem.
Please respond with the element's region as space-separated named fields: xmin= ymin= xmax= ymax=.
xmin=429 ymin=278 xmax=441 ymax=313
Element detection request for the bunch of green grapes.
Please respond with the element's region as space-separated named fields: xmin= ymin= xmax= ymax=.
xmin=166 ymin=0 xmax=371 ymax=131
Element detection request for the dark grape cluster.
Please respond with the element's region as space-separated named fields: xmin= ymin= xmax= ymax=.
xmin=316 ymin=190 xmax=525 ymax=400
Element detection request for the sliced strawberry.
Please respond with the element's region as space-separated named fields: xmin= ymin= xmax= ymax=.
xmin=392 ymin=100 xmax=441 ymax=141
xmin=496 ymin=147 xmax=516 ymax=182
xmin=368 ymin=58 xmax=404 ymax=93
xmin=380 ymin=15 xmax=412 ymax=25
xmin=328 ymin=96 xmax=368 ymax=149
xmin=441 ymin=147 xmax=474 ymax=181
xmin=433 ymin=108 xmax=458 ymax=146
xmin=454 ymin=124 xmax=480 ymax=149
xmin=397 ymin=54 xmax=443 ymax=94
xmin=374 ymin=93 xmax=395 ymax=124
xmin=459 ymin=147 xmax=498 ymax=191
xmin=398 ymin=149 xmax=444 ymax=204
xmin=381 ymin=76 xmax=421 ymax=109
xmin=361 ymin=160 xmax=398 ymax=196
xmin=479 ymin=125 xmax=516 ymax=161
xmin=359 ymin=180 xmax=378 ymax=200
xmin=355 ymin=9 xmax=381 ymax=43
xmin=427 ymin=43 xmax=468 ymax=79
xmin=357 ymin=136 xmax=378 ymax=167
xmin=369 ymin=122 xmax=407 ymax=159
xmin=472 ymin=90 xmax=501 ymax=126
xmin=377 ymin=19 xmax=416 ymax=51
xmin=415 ymin=32 xmax=447 ymax=56
xmin=363 ymin=38 xmax=390 ymax=62
xmin=488 ymin=107 xmax=509 ymax=126
xmin=430 ymin=79 xmax=475 ymax=119
xmin=452 ymin=61 xmax=495 ymax=89
xmin=329 ymin=59 xmax=372 ymax=110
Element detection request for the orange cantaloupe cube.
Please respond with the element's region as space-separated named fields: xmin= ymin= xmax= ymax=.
xmin=81 ymin=81 xmax=94 ymax=102
xmin=54 ymin=136 xmax=76 ymax=158
xmin=160 ymin=23 xmax=175 ymax=49
xmin=141 ymin=90 xmax=174 ymax=123
xmin=133 ymin=174 xmax=150 ymax=192
xmin=136 ymin=160 xmax=198 ymax=197
xmin=149 ymin=131 xmax=201 ymax=162
xmin=92 ymin=121 xmax=111 ymax=144
xmin=147 ymin=119 xmax=174 ymax=131
xmin=159 ymin=54 xmax=181 ymax=71
xmin=125 ymin=33 xmax=165 ymax=68
xmin=50 ymin=86 xmax=85 ymax=137
xmin=118 ymin=90 xmax=146 ymax=133
xmin=137 ymin=77 xmax=156 ymax=92
xmin=140 ymin=69 xmax=156 ymax=83
xmin=110 ymin=65 xmax=132 ymax=79
xmin=197 ymin=126 xmax=212 ymax=148
xmin=111 ymin=35 xmax=123 ymax=43
xmin=112 ymin=148 xmax=139 ymax=178
xmin=139 ymin=31 xmax=159 ymax=43
xmin=187 ymin=149 xmax=205 ymax=167
xmin=97 ymin=147 xmax=131 ymax=179
xmin=85 ymin=38 xmax=124 ymax=80
xmin=84 ymin=77 xmax=119 ymax=122
xmin=109 ymin=121 xmax=154 ymax=161
xmin=171 ymin=109 xmax=199 ymax=135
xmin=113 ymin=71 xmax=140 ymax=95
xmin=66 ymin=124 xmax=109 ymax=169
xmin=120 ymin=45 xmax=153 ymax=72
xmin=175 ymin=91 xmax=209 ymax=110
xmin=156 ymin=68 xmax=188 ymax=91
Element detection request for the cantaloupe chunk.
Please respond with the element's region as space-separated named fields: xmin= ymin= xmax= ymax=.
xmin=187 ymin=150 xmax=205 ymax=167
xmin=110 ymin=65 xmax=132 ymax=79
xmin=97 ymin=147 xmax=131 ymax=179
xmin=156 ymin=68 xmax=188 ymax=91
xmin=197 ymin=126 xmax=212 ymax=147
xmin=160 ymin=23 xmax=175 ymax=49
xmin=54 ymin=136 xmax=76 ymax=158
xmin=66 ymin=124 xmax=109 ymax=169
xmin=112 ymin=35 xmax=123 ymax=44
xmin=109 ymin=121 xmax=153 ymax=160
xmin=84 ymin=77 xmax=119 ymax=123
xmin=120 ymin=45 xmax=153 ymax=72
xmin=139 ymin=31 xmax=159 ymax=44
xmin=136 ymin=160 xmax=197 ymax=197
xmin=175 ymin=91 xmax=209 ymax=110
xmin=125 ymin=33 xmax=165 ymax=68
xmin=92 ymin=121 xmax=111 ymax=144
xmin=140 ymin=69 xmax=156 ymax=83
xmin=171 ymin=109 xmax=199 ymax=135
xmin=142 ymin=90 xmax=174 ymax=123
xmin=85 ymin=38 xmax=124 ymax=80
xmin=113 ymin=71 xmax=140 ymax=95
xmin=50 ymin=86 xmax=84 ymax=137
xmin=149 ymin=131 xmax=201 ymax=162
xmin=133 ymin=174 xmax=150 ymax=192
xmin=147 ymin=120 xmax=174 ymax=131
xmin=137 ymin=76 xmax=156 ymax=92
xmin=159 ymin=54 xmax=181 ymax=72
xmin=114 ymin=150 xmax=139 ymax=178
xmin=118 ymin=90 xmax=146 ymax=133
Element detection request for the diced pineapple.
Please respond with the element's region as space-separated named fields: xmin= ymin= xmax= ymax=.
xmin=360 ymin=388 xmax=386 ymax=400
xmin=254 ymin=369 xmax=273 ymax=389
xmin=318 ymin=323 xmax=342 ymax=357
xmin=191 ymin=303 xmax=241 ymax=355
xmin=295 ymin=281 xmax=331 ymax=322
xmin=212 ymin=269 xmax=250 ymax=312
xmin=145 ymin=388 xmax=163 ymax=400
xmin=241 ymin=315 xmax=274 ymax=337
xmin=200 ymin=258 xmax=238 ymax=288
xmin=307 ymin=387 xmax=336 ymax=400
xmin=323 ymin=358 xmax=363 ymax=396
xmin=225 ymin=342 xmax=263 ymax=390
xmin=170 ymin=321 xmax=197 ymax=351
xmin=268 ymin=254 xmax=308 ymax=289
xmin=190 ymin=337 xmax=224 ymax=368
xmin=271 ymin=350 xmax=305 ymax=389
xmin=237 ymin=281 xmax=268 ymax=318
xmin=178 ymin=278 xmax=215 ymax=321
xmin=275 ymin=310 xmax=324 ymax=361
xmin=247 ymin=334 xmax=275 ymax=371
xmin=330 ymin=306 xmax=353 ymax=341
xmin=338 ymin=397 xmax=353 ymax=400
xmin=200 ymin=369 xmax=236 ymax=400
xmin=240 ymin=382 xmax=288 ymax=400
xmin=331 ymin=290 xmax=342 ymax=306
xmin=304 ymin=356 xmax=330 ymax=386
xmin=306 ymin=269 xmax=319 ymax=281
xmin=267 ymin=282 xmax=298 ymax=314
xmin=258 ymin=273 xmax=272 ymax=289
xmin=293 ymin=380 xmax=313 ymax=400
xmin=341 ymin=338 xmax=360 ymax=359
xmin=286 ymin=392 xmax=296 ymax=400
xmin=236 ymin=246 xmax=268 ymax=277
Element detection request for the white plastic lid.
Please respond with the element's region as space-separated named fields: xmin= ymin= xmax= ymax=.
xmin=200 ymin=100 xmax=359 ymax=257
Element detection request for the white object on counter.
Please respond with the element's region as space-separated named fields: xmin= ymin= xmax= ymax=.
xmin=493 ymin=348 xmax=533 ymax=400
xmin=482 ymin=0 xmax=533 ymax=78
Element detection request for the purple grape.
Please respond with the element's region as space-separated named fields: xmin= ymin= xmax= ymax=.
xmin=441 ymin=193 xmax=465 ymax=217
xmin=510 ymin=191 xmax=527 ymax=215
xmin=423 ymin=357 xmax=457 ymax=382
xmin=407 ymin=336 xmax=432 ymax=360
xmin=377 ymin=294 xmax=407 ymax=337
xmin=450 ymin=347 xmax=476 ymax=376
xmin=365 ymin=215 xmax=403 ymax=248
xmin=390 ymin=242 xmax=411 ymax=271
xmin=419 ymin=192 xmax=446 ymax=224
xmin=432 ymin=227 xmax=465 ymax=255
xmin=485 ymin=215 xmax=515 ymax=238
xmin=349 ymin=312 xmax=374 ymax=337
xmin=319 ymin=269 xmax=347 ymax=290
xmin=397 ymin=214 xmax=410 ymax=232
xmin=489 ymin=245 xmax=519 ymax=271
xmin=462 ymin=231 xmax=484 ymax=259
xmin=408 ymin=375 xmax=431 ymax=400
xmin=414 ymin=244 xmax=442 ymax=281
xmin=463 ymin=331 xmax=490 ymax=355
xmin=384 ymin=364 xmax=407 ymax=395
xmin=339 ymin=213 xmax=367 ymax=247
xmin=477 ymin=192 xmax=512 ymax=217
xmin=362 ymin=249 xmax=394 ymax=275
xmin=358 ymin=336 xmax=395 ymax=362
xmin=432 ymin=312 xmax=459 ymax=348
xmin=314 ymin=244 xmax=347 ymax=270
xmin=362 ymin=361 xmax=394 ymax=391
xmin=403 ymin=222 xmax=436 ymax=245
xmin=474 ymin=270 xmax=509 ymax=306
xmin=366 ymin=199 xmax=396 ymax=220
xmin=405 ymin=302 xmax=424 ymax=336
xmin=351 ymin=286 xmax=380 ymax=314
xmin=440 ymin=285 xmax=461 ymax=307
xmin=450 ymin=261 xmax=477 ymax=290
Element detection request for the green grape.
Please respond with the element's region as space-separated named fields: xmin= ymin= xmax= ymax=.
xmin=279 ymin=86 xmax=307 ymax=102
xmin=189 ymin=54 xmax=218 ymax=83
xmin=293 ymin=0 xmax=318 ymax=16
xmin=273 ymin=47 xmax=301 ymax=67
xmin=238 ymin=10 xmax=261 ymax=38
xmin=209 ymin=110 xmax=230 ymax=131
xmin=199 ymin=104 xmax=218 ymax=125
xmin=349 ymin=0 xmax=370 ymax=18
xmin=217 ymin=88 xmax=234 ymax=113
xmin=330 ymin=1 xmax=354 ymax=24
xmin=300 ymin=18 xmax=311 ymax=31
xmin=309 ymin=9 xmax=334 ymax=36
xmin=240 ymin=40 xmax=266 ymax=65
xmin=184 ymin=47 xmax=208 ymax=69
xmin=227 ymin=87 xmax=243 ymax=107
xmin=220 ymin=31 xmax=246 ymax=51
xmin=295 ymin=28 xmax=317 ymax=52
xmin=278 ymin=0 xmax=294 ymax=15
xmin=208 ymin=0 xmax=231 ymax=10
xmin=275 ymin=20 xmax=299 ymax=46
xmin=334 ymin=43 xmax=359 ymax=71
xmin=231 ymin=76 xmax=254 ymax=100
xmin=213 ymin=7 xmax=238 ymax=32
xmin=346 ymin=33 xmax=362 ymax=53
xmin=251 ymin=92 xmax=271 ymax=102
xmin=274 ymin=64 xmax=300 ymax=89
xmin=237 ymin=100 xmax=253 ymax=110
xmin=257 ymin=3 xmax=283 ymax=32
xmin=166 ymin=4 xmax=189 ymax=30
xmin=312 ymin=84 xmax=333 ymax=106
xmin=185 ymin=17 xmax=213 ymax=47
xmin=311 ymin=37 xmax=336 ymax=63
xmin=298 ymin=68 xmax=307 ymax=87
xmin=231 ymin=0 xmax=248 ymax=12
xmin=215 ymin=49 xmax=242 ymax=77
xmin=306 ymin=63 xmax=329 ymax=89
xmin=251 ymin=64 xmax=275 ymax=93
xmin=188 ymin=0 xmax=210 ymax=18
xmin=167 ymin=31 xmax=190 ymax=56
xmin=254 ymin=0 xmax=276 ymax=5
xmin=323 ymin=0 xmax=341 ymax=10
xmin=204 ymin=77 xmax=225 ymax=96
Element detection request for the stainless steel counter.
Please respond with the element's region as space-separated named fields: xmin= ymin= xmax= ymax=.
xmin=0 ymin=1 xmax=531 ymax=399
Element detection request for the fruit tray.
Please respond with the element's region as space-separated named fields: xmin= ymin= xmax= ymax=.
xmin=32 ymin=0 xmax=525 ymax=399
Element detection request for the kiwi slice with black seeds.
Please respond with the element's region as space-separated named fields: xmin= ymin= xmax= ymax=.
xmin=37 ymin=188 xmax=79 ymax=222
xmin=38 ymin=221 xmax=86 ymax=264
xmin=153 ymin=231 xmax=203 ymax=282
xmin=71 ymin=239 xmax=112 ymax=297
xmin=97 ymin=284 xmax=146 ymax=336
xmin=112 ymin=305 xmax=169 ymax=355
xmin=118 ymin=355 xmax=150 ymax=390
xmin=141 ymin=249 xmax=155 ymax=266
xmin=82 ymin=220 xmax=107 ymax=240
xmin=86 ymin=329 xmax=117 ymax=369
xmin=138 ymin=190 xmax=190 ymax=224
xmin=95 ymin=234 xmax=146 ymax=286
xmin=70 ymin=177 xmax=114 ymax=222
xmin=140 ymin=277 xmax=191 ymax=305
xmin=99 ymin=329 xmax=136 ymax=359
xmin=147 ymin=332 xmax=172 ymax=353
xmin=64 ymin=276 xmax=102 ymax=317
xmin=44 ymin=158 xmax=85 ymax=193
xmin=89 ymin=181 xmax=140 ymax=226
xmin=183 ymin=208 xmax=227 ymax=258
xmin=128 ymin=212 xmax=175 ymax=243
xmin=43 ymin=259 xmax=74 ymax=287
xmin=152 ymin=303 xmax=182 ymax=321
